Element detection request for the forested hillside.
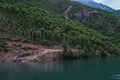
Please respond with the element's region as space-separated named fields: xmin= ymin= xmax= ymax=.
xmin=26 ymin=0 xmax=120 ymax=45
xmin=0 ymin=0 xmax=120 ymax=57
xmin=4 ymin=0 xmax=120 ymax=42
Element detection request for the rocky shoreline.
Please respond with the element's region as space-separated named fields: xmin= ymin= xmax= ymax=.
xmin=0 ymin=51 xmax=63 ymax=63
xmin=0 ymin=39 xmax=65 ymax=63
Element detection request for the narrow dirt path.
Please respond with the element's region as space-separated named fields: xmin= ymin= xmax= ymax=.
xmin=64 ymin=5 xmax=73 ymax=17
xmin=4 ymin=39 xmax=63 ymax=62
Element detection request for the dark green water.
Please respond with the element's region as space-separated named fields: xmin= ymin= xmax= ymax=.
xmin=0 ymin=57 xmax=120 ymax=80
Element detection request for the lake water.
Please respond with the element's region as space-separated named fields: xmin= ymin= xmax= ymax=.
xmin=0 ymin=57 xmax=120 ymax=80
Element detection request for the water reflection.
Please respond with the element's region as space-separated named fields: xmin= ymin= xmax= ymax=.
xmin=0 ymin=61 xmax=64 ymax=72
xmin=110 ymin=74 xmax=120 ymax=80
xmin=1 ymin=57 xmax=120 ymax=80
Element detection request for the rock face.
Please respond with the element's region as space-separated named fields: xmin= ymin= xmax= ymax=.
xmin=0 ymin=50 xmax=63 ymax=62
xmin=74 ymin=9 xmax=98 ymax=16
xmin=12 ymin=52 xmax=63 ymax=62
xmin=72 ymin=9 xmax=98 ymax=23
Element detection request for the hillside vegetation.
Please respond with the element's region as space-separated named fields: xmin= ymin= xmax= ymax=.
xmin=4 ymin=0 xmax=120 ymax=42
xmin=12 ymin=0 xmax=120 ymax=36
xmin=0 ymin=39 xmax=6 ymax=51
xmin=21 ymin=0 xmax=120 ymax=48
xmin=0 ymin=1 xmax=120 ymax=57
xmin=1 ymin=0 xmax=120 ymax=36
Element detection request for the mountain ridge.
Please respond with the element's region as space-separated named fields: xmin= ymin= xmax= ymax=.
xmin=73 ymin=0 xmax=120 ymax=16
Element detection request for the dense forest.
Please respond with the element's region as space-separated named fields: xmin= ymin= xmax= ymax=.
xmin=0 ymin=0 xmax=120 ymax=58
xmin=3 ymin=0 xmax=120 ymax=43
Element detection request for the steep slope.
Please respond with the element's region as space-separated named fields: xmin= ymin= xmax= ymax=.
xmin=8 ymin=0 xmax=120 ymax=43
xmin=29 ymin=0 xmax=120 ymax=42
xmin=0 ymin=1 xmax=120 ymax=57
xmin=8 ymin=0 xmax=120 ymax=34
xmin=113 ymin=10 xmax=120 ymax=16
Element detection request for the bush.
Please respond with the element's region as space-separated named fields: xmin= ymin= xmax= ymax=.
xmin=0 ymin=39 xmax=7 ymax=51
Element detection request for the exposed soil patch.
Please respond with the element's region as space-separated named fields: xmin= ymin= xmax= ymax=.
xmin=0 ymin=39 xmax=64 ymax=62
